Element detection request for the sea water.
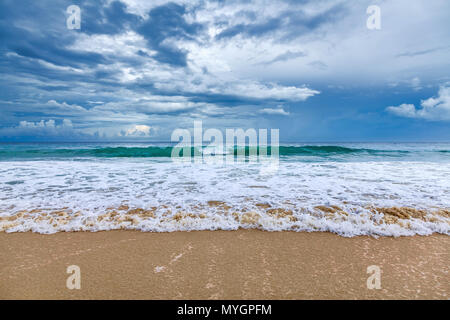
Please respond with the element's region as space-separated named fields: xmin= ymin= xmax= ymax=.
xmin=0 ymin=142 xmax=449 ymax=236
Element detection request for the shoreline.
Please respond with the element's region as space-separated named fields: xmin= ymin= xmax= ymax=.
xmin=2 ymin=204 xmax=449 ymax=236
xmin=1 ymin=230 xmax=448 ymax=299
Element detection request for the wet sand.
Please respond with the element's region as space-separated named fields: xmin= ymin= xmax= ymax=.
xmin=0 ymin=230 xmax=448 ymax=299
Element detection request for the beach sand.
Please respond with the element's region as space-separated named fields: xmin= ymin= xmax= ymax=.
xmin=0 ymin=230 xmax=448 ymax=299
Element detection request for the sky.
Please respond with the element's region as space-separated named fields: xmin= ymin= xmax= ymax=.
xmin=0 ymin=0 xmax=449 ymax=142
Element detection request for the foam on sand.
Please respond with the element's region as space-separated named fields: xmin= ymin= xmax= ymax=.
xmin=0 ymin=158 xmax=449 ymax=237
xmin=1 ymin=202 xmax=449 ymax=237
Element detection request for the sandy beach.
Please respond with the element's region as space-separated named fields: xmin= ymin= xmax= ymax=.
xmin=1 ymin=230 xmax=448 ymax=299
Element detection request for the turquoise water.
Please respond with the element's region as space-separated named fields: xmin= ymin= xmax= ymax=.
xmin=0 ymin=142 xmax=449 ymax=162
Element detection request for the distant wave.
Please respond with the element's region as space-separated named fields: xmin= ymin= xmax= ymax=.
xmin=0 ymin=146 xmax=172 ymax=158
xmin=0 ymin=145 xmax=420 ymax=159
xmin=278 ymin=145 xmax=406 ymax=155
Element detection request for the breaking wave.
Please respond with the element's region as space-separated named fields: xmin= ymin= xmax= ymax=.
xmin=0 ymin=145 xmax=441 ymax=159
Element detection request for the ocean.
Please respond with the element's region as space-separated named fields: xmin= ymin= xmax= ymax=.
xmin=0 ymin=142 xmax=449 ymax=236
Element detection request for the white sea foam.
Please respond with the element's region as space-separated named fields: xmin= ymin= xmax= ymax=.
xmin=0 ymin=159 xmax=449 ymax=236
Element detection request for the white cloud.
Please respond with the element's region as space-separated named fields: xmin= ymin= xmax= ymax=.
xmin=386 ymin=85 xmax=450 ymax=121
xmin=0 ymin=119 xmax=159 ymax=140
xmin=155 ymin=74 xmax=320 ymax=101
xmin=122 ymin=125 xmax=155 ymax=137
xmin=65 ymin=27 xmax=321 ymax=102
xmin=181 ymin=0 xmax=450 ymax=86
xmin=46 ymin=100 xmax=86 ymax=113
xmin=389 ymin=77 xmax=423 ymax=91
xmin=69 ymin=31 xmax=151 ymax=57
xmin=0 ymin=119 xmax=76 ymax=137
xmin=386 ymin=104 xmax=417 ymax=118
xmin=259 ymin=106 xmax=290 ymax=116
xmin=229 ymin=82 xmax=319 ymax=101
xmin=93 ymin=95 xmax=211 ymax=114
xmin=18 ymin=119 xmax=72 ymax=129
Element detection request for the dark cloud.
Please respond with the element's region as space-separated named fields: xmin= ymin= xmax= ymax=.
xmin=216 ymin=4 xmax=346 ymax=40
xmin=81 ymin=0 xmax=141 ymax=35
xmin=256 ymin=50 xmax=307 ymax=66
xmin=396 ymin=46 xmax=450 ymax=58
xmin=138 ymin=3 xmax=204 ymax=67
xmin=0 ymin=0 xmax=110 ymax=73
